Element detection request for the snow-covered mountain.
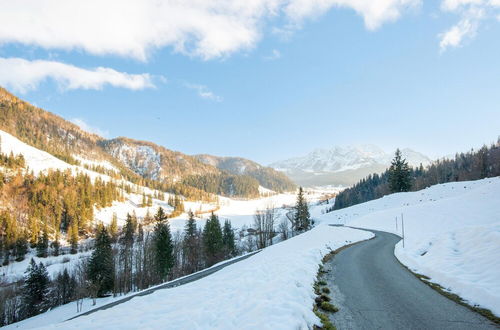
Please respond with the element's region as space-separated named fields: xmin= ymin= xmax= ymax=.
xmin=270 ymin=145 xmax=432 ymax=187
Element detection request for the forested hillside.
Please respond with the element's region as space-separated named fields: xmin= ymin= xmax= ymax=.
xmin=195 ymin=154 xmax=296 ymax=192
xmin=333 ymin=141 xmax=500 ymax=210
xmin=0 ymin=88 xmax=295 ymax=197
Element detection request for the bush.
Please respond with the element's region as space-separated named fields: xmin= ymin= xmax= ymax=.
xmin=320 ymin=302 xmax=338 ymax=313
xmin=321 ymin=287 xmax=330 ymax=294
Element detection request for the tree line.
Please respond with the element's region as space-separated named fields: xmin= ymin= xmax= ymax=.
xmin=332 ymin=140 xmax=500 ymax=210
xmin=0 ymin=208 xmax=238 ymax=326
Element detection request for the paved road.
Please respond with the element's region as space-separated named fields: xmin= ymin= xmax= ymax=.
xmin=325 ymin=228 xmax=497 ymax=330
xmin=66 ymin=250 xmax=259 ymax=321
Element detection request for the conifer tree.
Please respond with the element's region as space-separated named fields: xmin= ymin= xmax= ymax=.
xmin=141 ymin=192 xmax=147 ymax=207
xmin=52 ymin=231 xmax=60 ymax=256
xmin=119 ymin=214 xmax=135 ymax=293
xmin=68 ymin=221 xmax=79 ymax=254
xmin=147 ymin=195 xmax=153 ymax=207
xmin=202 ymin=213 xmax=224 ymax=267
xmin=22 ymin=259 xmax=50 ymax=317
xmin=54 ymin=268 xmax=76 ymax=305
xmin=36 ymin=226 xmax=49 ymax=258
xmin=153 ymin=214 xmax=174 ymax=281
xmin=183 ymin=211 xmax=199 ymax=273
xmin=222 ymin=220 xmax=236 ymax=258
xmin=293 ymin=187 xmax=310 ymax=231
xmin=388 ymin=149 xmax=412 ymax=193
xmin=87 ymin=225 xmax=115 ymax=297
xmin=15 ymin=235 xmax=28 ymax=262
xmin=109 ymin=213 xmax=118 ymax=243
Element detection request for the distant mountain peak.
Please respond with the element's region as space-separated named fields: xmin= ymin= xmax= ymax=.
xmin=270 ymin=145 xmax=432 ymax=187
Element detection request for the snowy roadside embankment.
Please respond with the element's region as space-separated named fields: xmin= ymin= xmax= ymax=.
xmin=39 ymin=225 xmax=372 ymax=330
xmin=319 ymin=177 xmax=500 ymax=316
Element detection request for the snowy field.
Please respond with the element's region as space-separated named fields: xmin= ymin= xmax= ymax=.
xmin=21 ymin=225 xmax=371 ymax=330
xmin=318 ymin=177 xmax=500 ymax=315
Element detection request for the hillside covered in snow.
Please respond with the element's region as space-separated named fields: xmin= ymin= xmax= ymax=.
xmin=318 ymin=177 xmax=500 ymax=315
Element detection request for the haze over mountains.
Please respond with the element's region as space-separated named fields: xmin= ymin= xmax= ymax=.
xmin=270 ymin=145 xmax=432 ymax=187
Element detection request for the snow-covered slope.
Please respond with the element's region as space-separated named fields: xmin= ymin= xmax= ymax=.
xmin=36 ymin=225 xmax=372 ymax=330
xmin=270 ymin=145 xmax=432 ymax=187
xmin=0 ymin=129 xmax=73 ymax=174
xmin=318 ymin=177 xmax=500 ymax=315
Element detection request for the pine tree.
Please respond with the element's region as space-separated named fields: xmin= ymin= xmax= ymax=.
xmin=153 ymin=216 xmax=174 ymax=281
xmin=52 ymin=230 xmax=60 ymax=256
xmin=119 ymin=214 xmax=135 ymax=293
xmin=155 ymin=207 xmax=168 ymax=222
xmin=36 ymin=226 xmax=49 ymax=258
xmin=141 ymin=192 xmax=147 ymax=207
xmin=183 ymin=211 xmax=199 ymax=273
xmin=54 ymin=268 xmax=76 ymax=305
xmin=202 ymin=213 xmax=224 ymax=267
xmin=87 ymin=225 xmax=115 ymax=297
xmin=15 ymin=235 xmax=28 ymax=262
xmin=22 ymin=259 xmax=50 ymax=317
xmin=388 ymin=149 xmax=412 ymax=193
xmin=109 ymin=213 xmax=118 ymax=243
xmin=147 ymin=195 xmax=153 ymax=207
xmin=293 ymin=187 xmax=310 ymax=231
xmin=222 ymin=219 xmax=236 ymax=258
xmin=68 ymin=221 xmax=79 ymax=254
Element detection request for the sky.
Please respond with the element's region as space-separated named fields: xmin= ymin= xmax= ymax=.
xmin=0 ymin=0 xmax=499 ymax=164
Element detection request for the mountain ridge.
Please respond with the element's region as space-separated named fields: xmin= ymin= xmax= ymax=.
xmin=0 ymin=87 xmax=293 ymax=196
xmin=270 ymin=145 xmax=432 ymax=187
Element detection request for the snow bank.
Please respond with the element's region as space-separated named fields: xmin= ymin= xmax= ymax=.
xmin=318 ymin=177 xmax=500 ymax=315
xmin=39 ymin=225 xmax=372 ymax=330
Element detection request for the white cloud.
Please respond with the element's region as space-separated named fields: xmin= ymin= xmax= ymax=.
xmin=184 ymin=83 xmax=223 ymax=102
xmin=0 ymin=0 xmax=420 ymax=61
xmin=70 ymin=118 xmax=109 ymax=137
xmin=263 ymin=49 xmax=282 ymax=60
xmin=284 ymin=0 xmax=420 ymax=30
xmin=0 ymin=57 xmax=157 ymax=93
xmin=439 ymin=18 xmax=477 ymax=50
xmin=439 ymin=0 xmax=498 ymax=51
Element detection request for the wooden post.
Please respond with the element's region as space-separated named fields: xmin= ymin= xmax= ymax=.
xmin=401 ymin=213 xmax=405 ymax=248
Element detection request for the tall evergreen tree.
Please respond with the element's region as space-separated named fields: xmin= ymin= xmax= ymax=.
xmin=22 ymin=259 xmax=50 ymax=317
xmin=36 ymin=226 xmax=49 ymax=258
xmin=182 ymin=211 xmax=199 ymax=274
xmin=109 ymin=213 xmax=119 ymax=243
xmin=54 ymin=268 xmax=76 ymax=305
xmin=119 ymin=213 xmax=135 ymax=293
xmin=222 ymin=220 xmax=236 ymax=258
xmin=87 ymin=225 xmax=115 ymax=297
xmin=293 ymin=187 xmax=311 ymax=231
xmin=388 ymin=149 xmax=412 ymax=193
xmin=68 ymin=221 xmax=79 ymax=254
xmin=153 ymin=214 xmax=174 ymax=281
xmin=202 ymin=213 xmax=224 ymax=267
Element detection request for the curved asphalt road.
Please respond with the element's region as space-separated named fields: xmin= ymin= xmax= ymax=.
xmin=325 ymin=228 xmax=497 ymax=330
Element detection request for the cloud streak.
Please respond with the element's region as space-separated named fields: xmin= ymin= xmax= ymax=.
xmin=439 ymin=0 xmax=499 ymax=51
xmin=184 ymin=83 xmax=223 ymax=102
xmin=0 ymin=0 xmax=420 ymax=61
xmin=0 ymin=57 xmax=157 ymax=93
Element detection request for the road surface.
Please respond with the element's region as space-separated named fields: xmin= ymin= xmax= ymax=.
xmin=66 ymin=250 xmax=259 ymax=321
xmin=325 ymin=228 xmax=497 ymax=329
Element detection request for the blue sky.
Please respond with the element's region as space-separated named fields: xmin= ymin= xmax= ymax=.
xmin=0 ymin=1 xmax=499 ymax=164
